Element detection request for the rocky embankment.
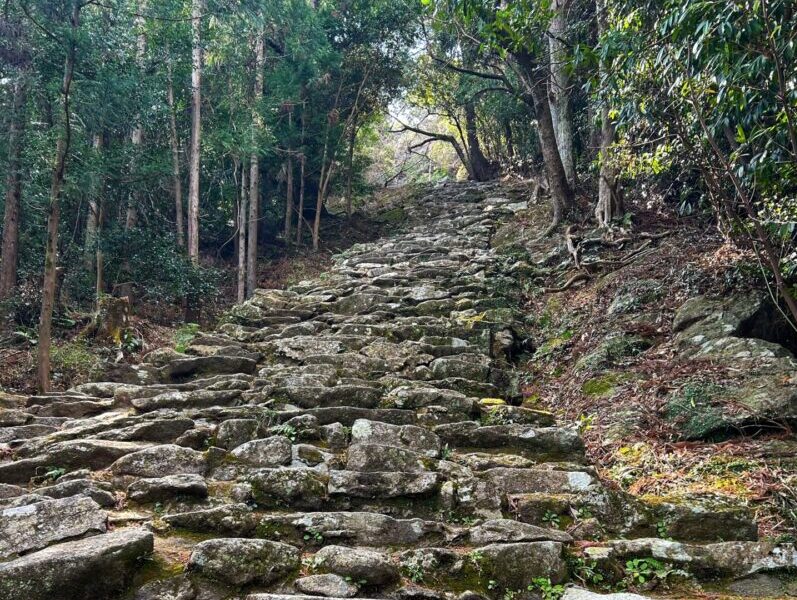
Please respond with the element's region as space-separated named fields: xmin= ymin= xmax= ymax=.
xmin=1 ymin=182 xmax=795 ymax=600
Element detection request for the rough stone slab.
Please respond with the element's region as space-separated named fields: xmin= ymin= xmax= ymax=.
xmin=248 ymin=596 xmax=383 ymax=600
xmin=0 ymin=496 xmax=107 ymax=558
xmin=0 ymin=528 xmax=154 ymax=600
xmin=258 ymin=511 xmax=449 ymax=546
xmin=127 ymin=474 xmax=208 ymax=503
xmin=111 ymin=444 xmax=207 ymax=477
xmin=562 ymin=589 xmax=650 ymax=600
xmin=188 ymin=538 xmax=299 ymax=586
xmin=328 ymin=470 xmax=441 ymax=498
xmin=0 ymin=440 xmax=149 ymax=484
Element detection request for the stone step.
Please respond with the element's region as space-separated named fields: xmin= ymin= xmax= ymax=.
xmin=0 ymin=528 xmax=153 ymax=600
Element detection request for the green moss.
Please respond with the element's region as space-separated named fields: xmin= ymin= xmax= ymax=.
xmin=581 ymin=374 xmax=622 ymax=397
xmin=378 ymin=206 xmax=407 ymax=224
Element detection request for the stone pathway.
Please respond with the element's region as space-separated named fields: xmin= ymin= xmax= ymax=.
xmin=1 ymin=182 xmax=795 ymax=600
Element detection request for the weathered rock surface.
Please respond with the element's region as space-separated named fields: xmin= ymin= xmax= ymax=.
xmin=0 ymin=496 xmax=106 ymax=558
xmin=0 ymin=528 xmax=153 ymax=600
xmin=188 ymin=538 xmax=299 ymax=586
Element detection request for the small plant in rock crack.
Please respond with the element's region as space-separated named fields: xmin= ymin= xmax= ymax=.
xmin=303 ymin=528 xmax=324 ymax=543
xmin=403 ymin=559 xmax=429 ymax=584
xmin=38 ymin=465 xmax=65 ymax=483
xmin=573 ymin=507 xmax=593 ymax=520
xmin=273 ymin=423 xmax=298 ymax=442
xmin=440 ymin=444 xmax=453 ymax=460
xmin=446 ymin=511 xmax=475 ymax=526
xmin=569 ymin=557 xmax=605 ymax=587
xmin=542 ymin=510 xmax=561 ymax=528
xmin=527 ymin=578 xmax=565 ymax=600
xmin=622 ymin=557 xmax=686 ymax=588
xmin=343 ymin=576 xmax=368 ymax=587
xmin=468 ymin=550 xmax=485 ymax=574
xmin=501 ymin=589 xmax=517 ymax=600
xmin=655 ymin=519 xmax=672 ymax=540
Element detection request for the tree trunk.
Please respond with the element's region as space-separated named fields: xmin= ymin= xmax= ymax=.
xmin=514 ymin=51 xmax=575 ymax=229
xmin=296 ymin=154 xmax=306 ymax=245
xmin=246 ymin=33 xmax=265 ymax=298
xmin=595 ymin=105 xmax=621 ymax=226
xmin=95 ymin=193 xmax=105 ymax=301
xmin=345 ymin=113 xmax=358 ymax=217
xmin=594 ymin=0 xmax=621 ymax=227
xmin=548 ymin=0 xmax=576 ymax=186
xmin=84 ymin=132 xmax=102 ymax=270
xmin=464 ymin=100 xmax=492 ymax=181
xmin=126 ymin=0 xmax=147 ymax=230
xmin=167 ymin=60 xmax=184 ymax=248
xmin=38 ymin=2 xmax=79 ymax=393
xmin=187 ymin=0 xmax=204 ymax=263
xmin=237 ymin=160 xmax=248 ymax=303
xmin=284 ymin=156 xmax=294 ymax=242
xmin=504 ymin=119 xmax=515 ymax=159
xmin=0 ymin=76 xmax=26 ymax=299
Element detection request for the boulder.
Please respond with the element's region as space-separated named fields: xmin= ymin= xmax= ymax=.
xmin=350 ymin=419 xmax=441 ymax=457
xmin=127 ymin=474 xmax=208 ymax=503
xmin=313 ymin=545 xmax=399 ymax=586
xmin=346 ymin=443 xmax=426 ymax=472
xmin=216 ymin=418 xmax=259 ymax=449
xmin=188 ymin=538 xmax=299 ymax=586
xmin=0 ymin=528 xmax=154 ymax=600
xmin=231 ymin=436 xmax=292 ymax=467
xmin=295 ymin=574 xmax=358 ymax=597
xmin=111 ymin=444 xmax=207 ymax=477
xmin=0 ymin=496 xmax=107 ymax=558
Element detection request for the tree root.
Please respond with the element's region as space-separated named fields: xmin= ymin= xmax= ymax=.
xmin=544 ymin=271 xmax=590 ymax=293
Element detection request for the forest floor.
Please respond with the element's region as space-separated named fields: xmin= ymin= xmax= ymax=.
xmin=504 ymin=191 xmax=797 ymax=545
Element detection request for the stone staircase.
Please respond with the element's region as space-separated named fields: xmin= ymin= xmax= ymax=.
xmin=1 ymin=182 xmax=794 ymax=600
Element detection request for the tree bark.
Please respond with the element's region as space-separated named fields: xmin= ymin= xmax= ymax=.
xmin=237 ymin=160 xmax=248 ymax=303
xmin=187 ymin=0 xmax=204 ymax=263
xmin=126 ymin=0 xmax=147 ymax=230
xmin=167 ymin=59 xmax=184 ymax=248
xmin=514 ymin=50 xmax=574 ymax=229
xmin=296 ymin=154 xmax=306 ymax=245
xmin=284 ymin=155 xmax=294 ymax=242
xmin=246 ymin=33 xmax=265 ymax=297
xmin=345 ymin=112 xmax=358 ymax=217
xmin=0 ymin=76 xmax=26 ymax=299
xmin=464 ymin=100 xmax=492 ymax=181
xmin=548 ymin=0 xmax=576 ymax=186
xmin=37 ymin=2 xmax=79 ymax=393
xmin=84 ymin=132 xmax=102 ymax=270
xmin=594 ymin=0 xmax=621 ymax=227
